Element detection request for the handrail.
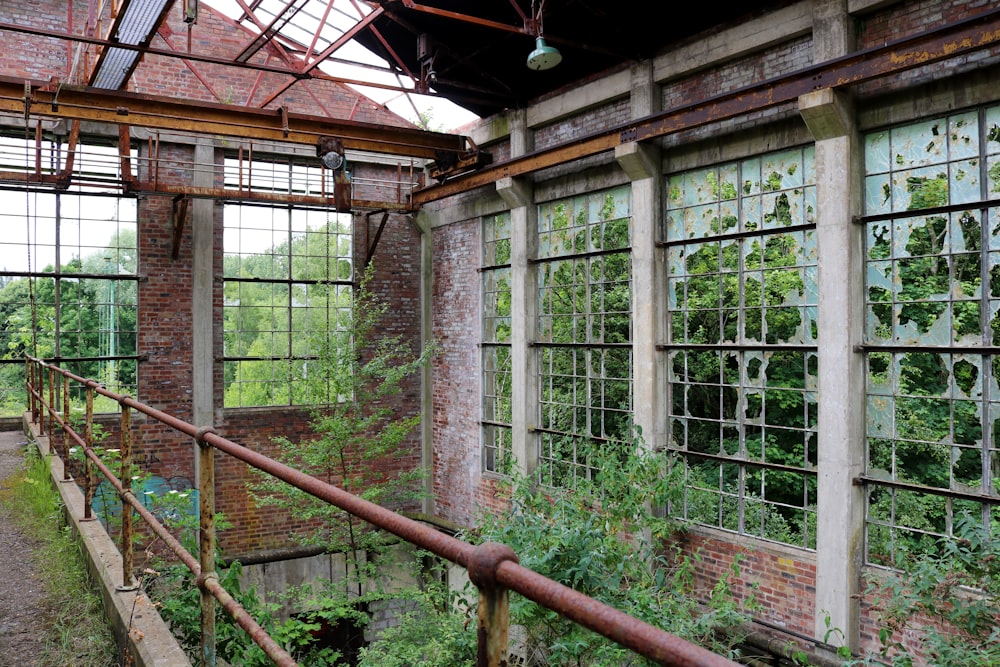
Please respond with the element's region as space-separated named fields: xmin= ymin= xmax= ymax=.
xmin=25 ymin=355 xmax=741 ymax=667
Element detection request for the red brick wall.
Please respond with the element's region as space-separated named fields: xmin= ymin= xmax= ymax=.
xmin=0 ymin=0 xmax=81 ymax=80
xmin=135 ymin=144 xmax=197 ymax=486
xmin=534 ymin=98 xmax=631 ymax=151
xmin=677 ymin=531 xmax=817 ymax=638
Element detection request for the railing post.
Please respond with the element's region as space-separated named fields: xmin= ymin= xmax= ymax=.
xmin=61 ymin=374 xmax=71 ymax=481
xmin=468 ymin=543 xmax=517 ymax=667
xmin=117 ymin=400 xmax=137 ymax=591
xmin=47 ymin=366 xmax=55 ymax=439
xmin=82 ymin=385 xmax=96 ymax=522
xmin=196 ymin=427 xmax=218 ymax=667
xmin=38 ymin=363 xmax=48 ymax=435
xmin=25 ymin=358 xmax=34 ymax=422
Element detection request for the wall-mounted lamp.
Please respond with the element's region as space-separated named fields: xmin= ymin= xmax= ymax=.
xmin=526 ymin=36 xmax=561 ymax=70
xmin=317 ymin=137 xmax=345 ymax=171
xmin=321 ymin=150 xmax=344 ymax=170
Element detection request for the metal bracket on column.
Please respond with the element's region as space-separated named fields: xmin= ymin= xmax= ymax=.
xmin=118 ymin=124 xmax=138 ymax=192
xmin=56 ymin=119 xmax=80 ymax=190
xmin=427 ymin=137 xmax=492 ymax=183
xmin=172 ymin=194 xmax=189 ymax=260
xmin=365 ymin=210 xmax=389 ymax=269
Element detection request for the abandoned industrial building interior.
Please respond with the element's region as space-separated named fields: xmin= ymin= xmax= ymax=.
xmin=0 ymin=0 xmax=998 ymax=665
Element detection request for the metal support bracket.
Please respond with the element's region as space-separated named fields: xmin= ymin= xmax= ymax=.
xmin=172 ymin=194 xmax=189 ymax=260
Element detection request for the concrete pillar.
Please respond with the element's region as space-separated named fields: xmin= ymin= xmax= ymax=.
xmin=800 ymin=87 xmax=864 ymax=652
xmin=804 ymin=0 xmax=862 ymax=651
xmin=497 ymin=176 xmax=537 ymax=476
xmin=415 ymin=211 xmax=435 ymax=515
xmin=618 ymin=61 xmax=664 ymax=449
xmin=192 ymin=140 xmax=215 ymax=475
xmin=497 ymin=109 xmax=537 ymax=475
xmin=616 ymin=141 xmax=663 ymax=448
xmin=812 ymin=0 xmax=853 ymax=64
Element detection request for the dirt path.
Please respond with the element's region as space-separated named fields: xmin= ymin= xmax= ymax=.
xmin=0 ymin=430 xmax=48 ymax=667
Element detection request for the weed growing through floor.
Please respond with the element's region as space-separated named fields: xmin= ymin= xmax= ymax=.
xmin=0 ymin=442 xmax=118 ymax=667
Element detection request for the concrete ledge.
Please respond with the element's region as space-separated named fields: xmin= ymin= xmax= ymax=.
xmin=22 ymin=414 xmax=191 ymax=667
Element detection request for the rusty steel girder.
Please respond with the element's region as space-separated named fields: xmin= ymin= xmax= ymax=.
xmin=412 ymin=7 xmax=1000 ymax=203
xmin=0 ymin=75 xmax=469 ymax=159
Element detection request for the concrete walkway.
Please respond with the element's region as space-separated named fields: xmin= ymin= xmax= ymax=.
xmin=0 ymin=420 xmax=191 ymax=667
xmin=0 ymin=429 xmax=47 ymax=667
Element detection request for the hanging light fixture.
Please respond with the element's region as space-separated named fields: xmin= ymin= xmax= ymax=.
xmin=526 ymin=0 xmax=561 ymax=70
xmin=527 ymin=36 xmax=561 ymax=70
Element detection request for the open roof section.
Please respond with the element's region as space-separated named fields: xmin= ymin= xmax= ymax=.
xmin=202 ymin=0 xmax=790 ymax=123
xmin=0 ymin=0 xmax=793 ymax=131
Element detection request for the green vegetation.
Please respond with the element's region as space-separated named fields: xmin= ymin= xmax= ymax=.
xmin=0 ymin=223 xmax=137 ymax=416
xmin=472 ymin=438 xmax=755 ymax=666
xmin=355 ymin=437 xmax=757 ymax=667
xmin=0 ymin=443 xmax=118 ymax=667
xmin=150 ymin=265 xmax=439 ymax=665
xmin=250 ymin=262 xmax=436 ymax=555
xmin=222 ymin=208 xmax=353 ymax=407
xmin=828 ymin=513 xmax=1000 ymax=667
xmin=666 ymin=151 xmax=819 ymax=549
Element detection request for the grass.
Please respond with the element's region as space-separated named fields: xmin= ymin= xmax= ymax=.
xmin=0 ymin=442 xmax=120 ymax=667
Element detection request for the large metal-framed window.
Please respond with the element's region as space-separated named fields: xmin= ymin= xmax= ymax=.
xmin=535 ymin=186 xmax=632 ymax=487
xmin=0 ymin=135 xmax=139 ymax=415
xmin=861 ymin=106 xmax=1000 ymax=567
xmin=482 ymin=212 xmax=512 ymax=474
xmin=222 ymin=157 xmax=353 ymax=407
xmin=665 ymin=146 xmax=819 ymax=548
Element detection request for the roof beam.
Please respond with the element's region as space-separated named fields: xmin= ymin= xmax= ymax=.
xmin=0 ymin=76 xmax=468 ymax=158
xmin=258 ymin=7 xmax=385 ymax=107
xmin=234 ymin=0 xmax=307 ymax=63
xmin=0 ymin=20 xmax=439 ymax=98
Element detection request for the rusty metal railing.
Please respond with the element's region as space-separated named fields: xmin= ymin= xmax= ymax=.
xmin=25 ymin=356 xmax=740 ymax=667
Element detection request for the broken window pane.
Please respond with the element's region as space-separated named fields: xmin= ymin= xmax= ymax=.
xmin=665 ymin=146 xmax=817 ymax=548
xmin=482 ymin=214 xmax=513 ymax=473
xmin=863 ymin=105 xmax=1000 ymax=566
xmin=536 ymin=187 xmax=633 ymax=484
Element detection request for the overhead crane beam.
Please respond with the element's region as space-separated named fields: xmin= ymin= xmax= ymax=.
xmin=411 ymin=7 xmax=1000 ymax=204
xmin=0 ymin=75 xmax=468 ymax=159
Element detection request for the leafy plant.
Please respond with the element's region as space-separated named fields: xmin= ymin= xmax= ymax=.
xmin=463 ymin=435 xmax=756 ymax=666
xmin=357 ymin=574 xmax=476 ymax=667
xmin=250 ymin=263 xmax=437 ymax=570
xmin=193 ymin=262 xmax=442 ymax=664
xmin=848 ymin=513 xmax=1000 ymax=667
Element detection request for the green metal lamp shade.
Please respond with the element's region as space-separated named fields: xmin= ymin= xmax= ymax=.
xmin=527 ymin=36 xmax=562 ymax=70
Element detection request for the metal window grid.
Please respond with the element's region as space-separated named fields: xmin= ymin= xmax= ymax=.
xmin=664 ymin=146 xmax=819 ymax=549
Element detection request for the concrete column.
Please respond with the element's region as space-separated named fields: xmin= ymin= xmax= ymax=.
xmin=812 ymin=0 xmax=853 ymax=63
xmin=497 ymin=176 xmax=537 ymax=475
xmin=616 ymin=141 xmax=663 ymax=449
xmin=192 ymin=140 xmax=215 ymax=440
xmin=800 ymin=87 xmax=864 ymax=652
xmin=497 ymin=109 xmax=537 ymax=475
xmin=618 ymin=61 xmax=664 ymax=449
xmin=415 ymin=211 xmax=435 ymax=515
xmin=805 ymin=0 xmax=862 ymax=651
xmin=191 ymin=141 xmax=216 ymax=560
